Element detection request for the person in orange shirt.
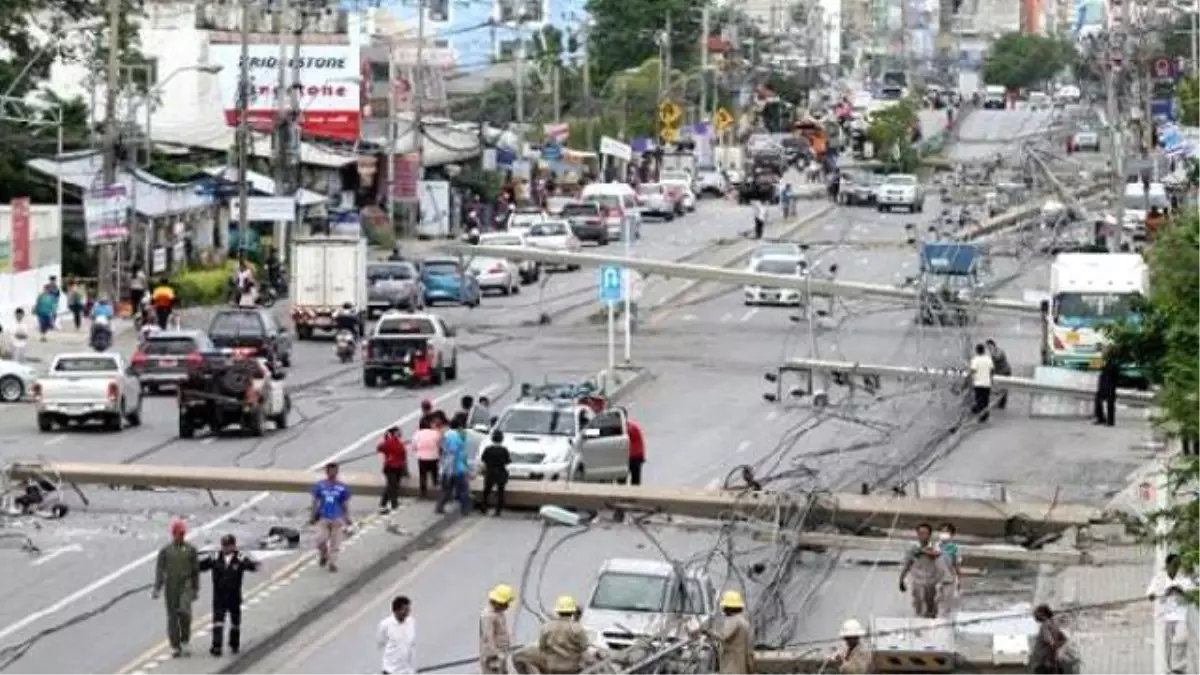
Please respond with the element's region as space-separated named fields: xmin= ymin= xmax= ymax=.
xmin=150 ymin=278 xmax=176 ymax=329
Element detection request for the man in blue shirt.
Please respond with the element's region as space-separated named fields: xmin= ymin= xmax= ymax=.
xmin=310 ymin=462 xmax=352 ymax=572
xmin=435 ymin=417 xmax=472 ymax=515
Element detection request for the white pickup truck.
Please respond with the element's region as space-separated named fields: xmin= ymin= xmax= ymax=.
xmin=34 ymin=353 xmax=143 ymax=432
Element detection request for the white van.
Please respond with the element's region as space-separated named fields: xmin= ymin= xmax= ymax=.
xmin=580 ymin=183 xmax=642 ymax=241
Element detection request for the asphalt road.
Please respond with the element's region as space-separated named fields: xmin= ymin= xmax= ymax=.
xmin=0 ymin=190 xmax=824 ymax=674
xmin=213 ymin=107 xmax=1153 ymax=675
xmin=1 ymin=108 xmax=1139 ymax=674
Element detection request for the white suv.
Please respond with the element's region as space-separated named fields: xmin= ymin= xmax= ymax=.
xmin=581 ymin=558 xmax=717 ymax=654
xmin=877 ymin=174 xmax=925 ymax=213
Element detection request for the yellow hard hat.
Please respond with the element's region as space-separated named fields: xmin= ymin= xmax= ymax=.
xmin=488 ymin=584 xmax=514 ymax=605
xmin=554 ymin=595 xmax=578 ymax=615
xmin=719 ymin=590 xmax=744 ymax=610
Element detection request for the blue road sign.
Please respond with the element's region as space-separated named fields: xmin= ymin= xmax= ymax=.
xmin=599 ymin=265 xmax=623 ymax=303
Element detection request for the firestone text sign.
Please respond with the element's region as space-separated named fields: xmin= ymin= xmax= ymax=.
xmin=212 ymin=44 xmax=362 ymax=141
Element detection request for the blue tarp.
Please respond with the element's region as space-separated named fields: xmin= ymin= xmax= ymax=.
xmin=920 ymin=242 xmax=979 ymax=276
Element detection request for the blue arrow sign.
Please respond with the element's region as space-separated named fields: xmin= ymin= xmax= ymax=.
xmin=599 ymin=265 xmax=623 ymax=303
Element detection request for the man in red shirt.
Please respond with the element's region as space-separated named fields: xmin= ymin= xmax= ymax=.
xmin=377 ymin=427 xmax=407 ymax=513
xmin=626 ymin=418 xmax=646 ymax=486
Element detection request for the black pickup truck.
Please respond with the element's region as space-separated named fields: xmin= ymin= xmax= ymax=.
xmin=207 ymin=308 xmax=293 ymax=367
xmin=177 ymin=352 xmax=291 ymax=438
xmin=738 ymin=172 xmax=780 ymax=204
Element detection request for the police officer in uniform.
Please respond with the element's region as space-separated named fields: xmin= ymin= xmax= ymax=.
xmin=199 ymin=534 xmax=260 ymax=656
xmin=479 ymin=584 xmax=514 ymax=673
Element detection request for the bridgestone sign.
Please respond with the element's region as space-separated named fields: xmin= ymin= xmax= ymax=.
xmin=213 ymin=44 xmax=362 ymax=141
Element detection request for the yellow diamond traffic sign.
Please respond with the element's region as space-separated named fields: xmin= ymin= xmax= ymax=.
xmin=660 ymin=125 xmax=678 ymax=143
xmin=659 ymin=101 xmax=681 ymax=125
xmin=715 ymin=107 xmax=734 ymax=131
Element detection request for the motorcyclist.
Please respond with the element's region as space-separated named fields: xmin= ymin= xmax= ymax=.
xmin=89 ymin=314 xmax=113 ymax=352
xmin=334 ymin=302 xmax=360 ymax=338
xmin=151 ymin=277 xmax=176 ymax=330
xmin=264 ymin=249 xmax=283 ymax=294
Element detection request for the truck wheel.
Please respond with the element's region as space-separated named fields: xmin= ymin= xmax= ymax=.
xmin=274 ymin=395 xmax=291 ymax=429
xmin=126 ymin=399 xmax=143 ymax=427
xmin=105 ymin=410 xmax=123 ymax=432
xmin=37 ymin=414 xmax=54 ymax=433
xmin=246 ymin=407 xmax=266 ymax=437
xmin=364 ymin=371 xmax=378 ymax=388
xmin=433 ymin=361 xmax=446 ymax=386
xmin=0 ymin=375 xmax=24 ymax=402
xmin=297 ymin=326 xmax=313 ymax=340
xmin=178 ymin=415 xmax=195 ymax=439
xmin=446 ymin=356 xmax=458 ymax=381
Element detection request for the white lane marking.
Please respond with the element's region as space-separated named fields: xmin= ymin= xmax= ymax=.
xmin=0 ymin=384 xmax=476 ymax=643
xmin=740 ymin=308 xmax=758 ymax=322
xmin=200 ymin=437 xmax=216 ymax=445
xmin=42 ymin=434 xmax=67 ymax=447
xmin=736 ymin=440 xmax=750 ymax=454
xmin=766 ymin=410 xmax=778 ymax=422
xmin=721 ymin=313 xmax=732 ymax=323
xmin=375 ymin=387 xmax=394 ymax=399
xmin=31 ymin=544 xmax=83 ymax=567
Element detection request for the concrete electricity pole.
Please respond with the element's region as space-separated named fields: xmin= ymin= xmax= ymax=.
xmin=236 ymin=0 xmax=252 ymax=250
xmin=515 ymin=14 xmax=526 ymax=133
xmin=582 ymin=21 xmax=593 ymax=149
xmin=699 ymin=6 xmax=710 ymax=119
xmin=98 ymin=0 xmax=124 ymax=300
xmin=1106 ymin=1 xmax=1127 ymax=234
xmin=412 ymin=0 xmax=427 ymax=236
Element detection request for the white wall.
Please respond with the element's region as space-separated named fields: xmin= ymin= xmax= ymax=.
xmin=0 ymin=204 xmax=64 ymax=326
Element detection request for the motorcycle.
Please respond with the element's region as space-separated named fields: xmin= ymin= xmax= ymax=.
xmin=334 ymin=330 xmax=356 ymax=363
xmin=256 ymin=283 xmax=278 ymax=308
xmin=89 ymin=319 xmax=113 ymax=352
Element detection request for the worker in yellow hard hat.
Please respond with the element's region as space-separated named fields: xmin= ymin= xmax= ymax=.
xmin=511 ymin=595 xmax=590 ymax=674
xmin=833 ymin=618 xmax=872 ymax=674
xmin=714 ymin=590 xmax=756 ymax=674
xmin=480 ymin=585 xmax=514 ymax=674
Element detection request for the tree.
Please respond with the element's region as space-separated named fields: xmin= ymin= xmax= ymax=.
xmin=0 ymin=0 xmax=144 ymax=204
xmin=868 ymin=98 xmax=920 ymax=173
xmin=585 ymin=0 xmax=701 ymax=88
xmin=983 ymin=32 xmax=1075 ymax=90
xmin=1107 ymin=212 xmax=1199 ymax=578
xmin=1179 ymin=75 xmax=1199 ymax=127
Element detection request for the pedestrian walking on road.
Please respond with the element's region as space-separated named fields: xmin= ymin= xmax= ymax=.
xmin=377 ymin=596 xmax=416 ymax=675
xmin=310 ymin=462 xmax=352 ymax=572
xmin=480 ymin=430 xmax=511 ymax=516
xmin=377 ymin=427 xmax=408 ymax=513
xmin=451 ymin=395 xmax=475 ymax=430
xmin=985 ymin=339 xmax=1012 ymax=409
xmin=753 ymin=201 xmax=766 ymax=240
xmin=968 ymin=343 xmax=994 ymax=422
xmin=1093 ymin=348 xmax=1121 ymax=427
xmin=33 ymin=284 xmax=56 ymax=341
xmin=8 ymin=308 xmax=28 ymax=363
xmin=434 ymin=416 xmax=471 ymax=515
xmin=418 ymin=399 xmax=436 ymax=430
xmin=1147 ymin=553 xmax=1195 ymax=674
xmin=200 ymin=534 xmax=259 ymax=656
xmin=67 ymin=280 xmax=86 ymax=330
xmin=626 ymin=416 xmax=646 ymax=486
xmin=152 ymin=519 xmax=200 ymax=658
xmin=936 ymin=523 xmax=961 ymax=618
xmin=479 ymin=585 xmax=514 ymax=673
xmin=899 ymin=523 xmax=945 ymax=619
xmin=413 ymin=417 xmax=442 ymax=498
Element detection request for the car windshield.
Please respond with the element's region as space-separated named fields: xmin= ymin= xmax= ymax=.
xmin=661 ymin=172 xmax=689 ymax=182
xmin=368 ymin=264 xmax=416 ymax=282
xmin=377 ymin=317 xmax=437 ymax=335
xmin=638 ymin=185 xmax=663 ymax=194
xmin=53 ymin=357 xmax=120 ymax=372
xmin=878 ymin=87 xmax=904 ymax=100
xmin=886 ymin=175 xmax=918 ymax=186
xmin=1054 ymin=292 xmax=1141 ymax=328
xmin=424 ymin=261 xmax=460 ymax=276
xmin=590 ymin=195 xmax=621 ymax=209
xmin=1123 ymin=193 xmax=1169 ymax=210
xmin=561 ymin=203 xmax=600 ymax=218
xmin=590 ymin=572 xmax=706 ymax=614
xmin=209 ymin=312 xmax=264 ymax=336
xmin=531 ymin=222 xmax=569 ymax=237
xmin=511 ymin=212 xmax=544 ymax=224
xmin=499 ymin=406 xmax=577 ymax=436
xmin=144 ymin=337 xmax=201 ymax=355
xmin=755 ymin=259 xmax=801 ymax=275
xmin=469 ymin=257 xmax=505 ymax=271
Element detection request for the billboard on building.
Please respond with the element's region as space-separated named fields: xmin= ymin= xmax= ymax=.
xmin=212 ymin=44 xmax=362 ymax=141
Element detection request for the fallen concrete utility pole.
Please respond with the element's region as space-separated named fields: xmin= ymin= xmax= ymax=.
xmin=437 ymin=244 xmax=1042 ymax=317
xmin=955 ymin=182 xmax=1108 ymax=241
xmin=788 ymin=531 xmax=1092 ymax=567
xmin=777 ymin=357 xmax=1155 ymax=407
xmin=753 ymin=651 xmax=1027 ymax=674
xmin=5 ymin=461 xmax=1102 ymax=538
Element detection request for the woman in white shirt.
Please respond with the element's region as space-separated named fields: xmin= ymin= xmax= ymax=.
xmin=968 ymin=343 xmax=994 ymax=422
xmin=377 ymin=595 xmax=416 ymax=674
